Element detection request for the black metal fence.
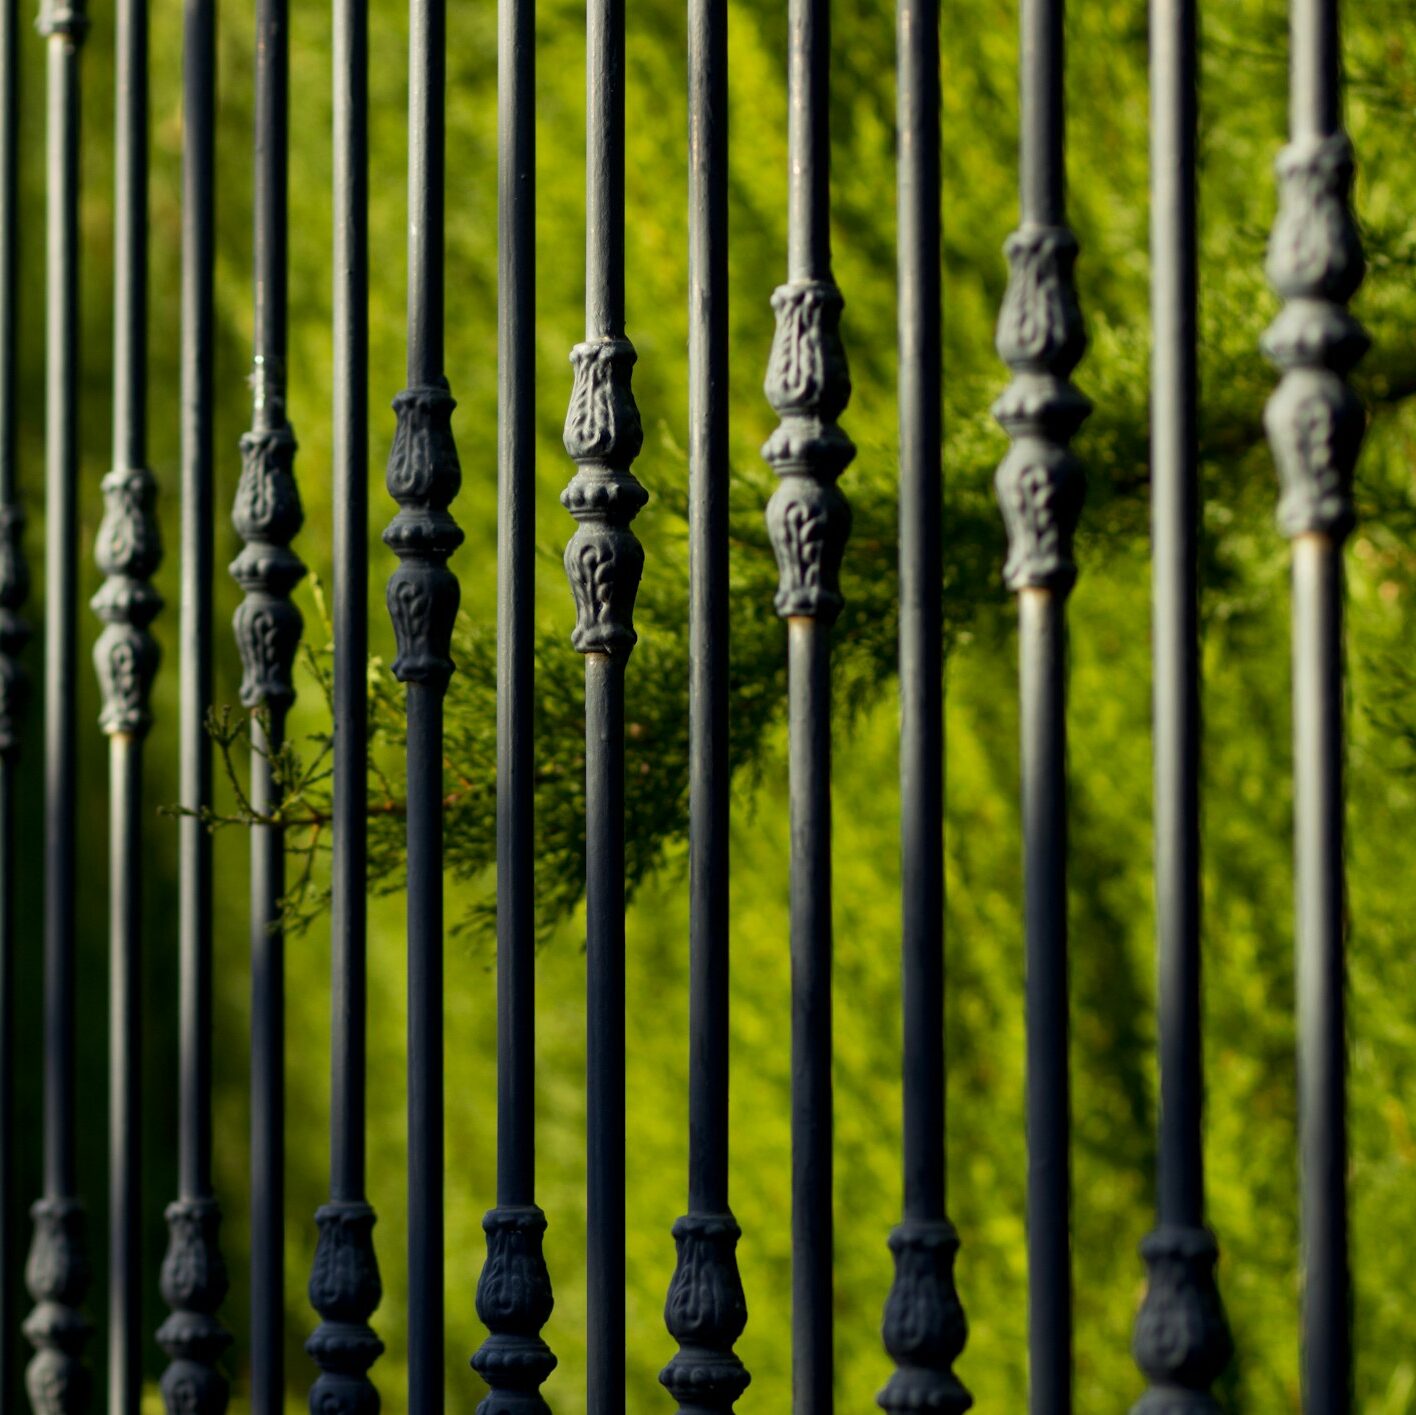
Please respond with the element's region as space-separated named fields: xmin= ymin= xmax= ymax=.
xmin=0 ymin=0 xmax=1370 ymax=1409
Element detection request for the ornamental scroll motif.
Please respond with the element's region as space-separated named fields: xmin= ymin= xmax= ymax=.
xmin=231 ymin=409 xmax=305 ymax=710
xmin=762 ymin=280 xmax=854 ymax=623
xmin=992 ymin=225 xmax=1091 ymax=594
xmin=878 ymin=1219 xmax=971 ymax=1415
xmin=384 ymin=381 xmax=465 ymax=688
xmin=1263 ymin=133 xmax=1369 ymax=542
xmin=471 ymin=1205 xmax=558 ymax=1414
xmin=0 ymin=503 xmax=29 ymax=754
xmin=1130 ymin=1225 xmax=1232 ymax=1415
xmin=92 ymin=466 xmax=162 ymax=736
xmin=156 ymin=1198 xmax=231 ymax=1415
xmin=561 ymin=337 xmax=648 ymax=657
xmin=23 ymin=1198 xmax=92 ymax=1415
xmin=659 ymin=1212 xmax=750 ymax=1414
xmin=306 ymin=1202 xmax=384 ymax=1415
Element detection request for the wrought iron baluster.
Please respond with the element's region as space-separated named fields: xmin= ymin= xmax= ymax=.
xmin=561 ymin=0 xmax=643 ymax=1402
xmin=878 ymin=0 xmax=969 ymax=1409
xmin=761 ymin=0 xmax=853 ymax=1406
xmin=658 ymin=0 xmax=749 ymax=1405
xmin=156 ymin=0 xmax=231 ymax=1406
xmin=467 ymin=0 xmax=557 ymax=1401
xmin=1129 ymin=1 xmax=1233 ymax=1410
xmin=232 ymin=0 xmax=304 ymax=1403
xmin=1262 ymin=2 xmax=1365 ymax=1409
xmin=25 ymin=0 xmax=93 ymax=1408
xmin=306 ymin=0 xmax=384 ymax=1406
xmin=0 ymin=0 xmax=28 ymax=1398
xmin=386 ymin=0 xmax=462 ymax=1397
xmin=93 ymin=0 xmax=160 ymax=1403
xmin=991 ymin=0 xmax=1087 ymax=1408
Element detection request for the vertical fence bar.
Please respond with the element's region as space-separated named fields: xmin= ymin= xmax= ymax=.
xmin=991 ymin=0 xmax=1087 ymax=1407
xmin=306 ymin=0 xmax=384 ymax=1402
xmin=385 ymin=0 xmax=463 ymax=1394
xmin=1262 ymin=1 xmax=1365 ymax=1408
xmin=0 ymin=0 xmax=28 ymax=1395
xmin=1129 ymin=0 xmax=1233 ymax=1408
xmin=878 ymin=0 xmax=969 ymax=1408
xmin=232 ymin=0 xmax=305 ymax=1400
xmin=658 ymin=0 xmax=749 ymax=1401
xmin=94 ymin=0 xmax=161 ymax=1402
xmin=24 ymin=0 xmax=92 ymax=1406
xmin=761 ymin=0 xmax=853 ymax=1403
xmin=560 ymin=0 xmax=645 ymax=1398
xmin=156 ymin=0 xmax=231 ymax=1404
xmin=468 ymin=0 xmax=557 ymax=1395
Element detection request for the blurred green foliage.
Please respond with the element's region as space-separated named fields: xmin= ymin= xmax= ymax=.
xmin=5 ymin=0 xmax=1416 ymax=1411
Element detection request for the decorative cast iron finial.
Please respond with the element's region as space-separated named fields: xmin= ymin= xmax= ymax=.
xmin=385 ymin=381 xmax=464 ymax=687
xmin=307 ymin=1201 xmax=384 ymax=1415
xmin=23 ymin=1198 xmax=92 ymax=1415
xmin=660 ymin=1212 xmax=750 ymax=1413
xmin=1263 ymin=132 xmax=1368 ymax=544
xmin=0 ymin=503 xmax=29 ymax=753
xmin=471 ymin=1206 xmax=557 ymax=1412
xmin=762 ymin=279 xmax=854 ymax=623
xmin=232 ymin=361 xmax=305 ymax=711
xmin=155 ymin=1197 xmax=232 ymax=1414
xmin=92 ymin=467 xmax=161 ymax=736
xmin=992 ymin=225 xmax=1090 ymax=593
xmin=878 ymin=1219 xmax=970 ymax=1414
xmin=561 ymin=337 xmax=647 ymax=656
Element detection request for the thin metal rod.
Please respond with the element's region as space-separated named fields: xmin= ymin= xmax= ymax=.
xmin=496 ymin=0 xmax=535 ymax=1211
xmin=1019 ymin=0 xmax=1064 ymax=226
xmin=585 ymin=652 xmax=626 ymax=1415
xmin=787 ymin=620 xmax=832 ymax=1415
xmin=0 ymin=0 xmax=24 ymax=1395
xmin=113 ymin=0 xmax=145 ymax=472
xmin=26 ymin=0 xmax=92 ymax=1405
xmin=786 ymin=0 xmax=828 ymax=280
xmin=658 ymin=0 xmax=748 ymax=1400
xmin=1149 ymin=0 xmax=1202 ymax=1233
xmin=406 ymin=0 xmax=444 ymax=385
xmin=1292 ymin=537 xmax=1348 ymax=1415
xmin=1018 ymin=591 xmax=1071 ymax=1415
xmin=879 ymin=0 xmax=969 ymax=1406
xmin=585 ymin=0 xmax=624 ymax=335
xmin=107 ymin=739 xmax=142 ymax=1415
xmin=238 ymin=0 xmax=302 ymax=1399
xmin=1128 ymin=1 xmax=1234 ymax=1404
xmin=469 ymin=0 xmax=556 ymax=1393
xmin=305 ymin=0 xmax=383 ymax=1398
xmin=1262 ymin=0 xmax=1363 ymax=1405
xmin=156 ymin=0 xmax=231 ymax=1401
xmin=406 ymin=684 xmax=445 ymax=1415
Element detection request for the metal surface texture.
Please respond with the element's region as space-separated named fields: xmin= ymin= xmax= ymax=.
xmin=991 ymin=0 xmax=1088 ymax=1406
xmin=1262 ymin=0 xmax=1366 ymax=1408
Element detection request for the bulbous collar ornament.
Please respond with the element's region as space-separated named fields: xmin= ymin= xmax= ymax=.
xmin=992 ymin=223 xmax=1091 ymax=594
xmin=1263 ymin=132 xmax=1368 ymax=544
xmin=384 ymin=381 xmax=465 ymax=688
xmin=1130 ymin=1224 xmax=1232 ymax=1415
xmin=306 ymin=1201 xmax=384 ymax=1415
xmin=471 ymin=1205 xmax=558 ymax=1412
xmin=24 ymin=1197 xmax=92 ymax=1415
xmin=92 ymin=465 xmax=163 ymax=736
xmin=0 ymin=503 xmax=30 ymax=754
xmin=878 ymin=1218 xmax=971 ymax=1415
xmin=762 ymin=279 xmax=855 ymax=624
xmin=35 ymin=0 xmax=86 ymax=40
xmin=231 ymin=421 xmax=306 ymax=709
xmin=659 ymin=1211 xmax=750 ymax=1413
xmin=561 ymin=338 xmax=648 ymax=657
xmin=156 ymin=1197 xmax=232 ymax=1415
